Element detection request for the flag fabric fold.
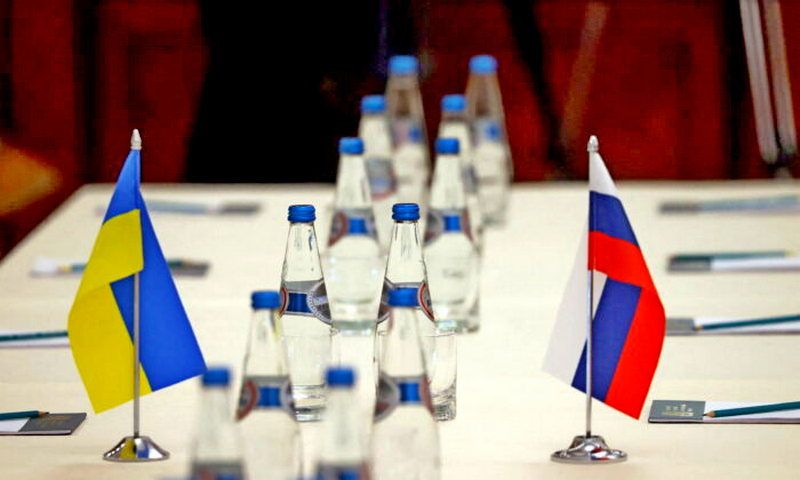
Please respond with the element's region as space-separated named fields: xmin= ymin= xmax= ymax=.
xmin=543 ymin=143 xmax=665 ymax=419
xmin=68 ymin=147 xmax=206 ymax=413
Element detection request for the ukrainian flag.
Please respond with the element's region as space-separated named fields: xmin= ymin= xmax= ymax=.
xmin=68 ymin=131 xmax=206 ymax=413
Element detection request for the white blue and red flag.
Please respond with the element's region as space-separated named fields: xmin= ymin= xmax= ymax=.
xmin=543 ymin=137 xmax=665 ymax=419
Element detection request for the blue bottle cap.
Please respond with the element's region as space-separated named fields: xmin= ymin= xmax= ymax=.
xmin=288 ymin=204 xmax=316 ymax=223
xmin=251 ymin=290 xmax=281 ymax=310
xmin=485 ymin=121 xmax=502 ymax=141
xmin=326 ymin=367 xmax=355 ymax=387
xmin=202 ymin=367 xmax=230 ymax=387
xmin=409 ymin=126 xmax=423 ymax=143
xmin=361 ymin=95 xmax=386 ymax=114
xmin=339 ymin=137 xmax=364 ymax=155
xmin=388 ymin=288 xmax=419 ymax=307
xmin=470 ymin=54 xmax=498 ymax=74
xmin=441 ymin=94 xmax=466 ymax=113
xmin=435 ymin=137 xmax=460 ymax=155
xmin=392 ymin=203 xmax=420 ymax=221
xmin=389 ymin=55 xmax=419 ymax=75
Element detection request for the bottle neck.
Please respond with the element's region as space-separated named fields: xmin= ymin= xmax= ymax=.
xmin=382 ymin=306 xmax=427 ymax=384
xmin=386 ymin=220 xmax=427 ymax=284
xmin=430 ymin=153 xmax=467 ymax=210
xmin=243 ymin=308 xmax=286 ymax=376
xmin=283 ymin=222 xmax=323 ymax=282
xmin=335 ymin=154 xmax=372 ymax=209
xmin=320 ymin=387 xmax=364 ymax=465
xmin=387 ymin=75 xmax=424 ymax=120
xmin=466 ymin=72 xmax=504 ymax=120
xmin=202 ymin=386 xmax=231 ymax=430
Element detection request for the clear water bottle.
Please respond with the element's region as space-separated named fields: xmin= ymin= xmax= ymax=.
xmin=358 ymin=96 xmax=398 ymax=249
xmin=437 ymin=94 xmax=483 ymax=252
xmin=278 ymin=204 xmax=332 ymax=421
xmin=385 ymin=56 xmax=430 ymax=202
xmin=190 ymin=367 xmax=247 ymax=480
xmin=316 ymin=367 xmax=372 ymax=480
xmin=326 ymin=137 xmax=383 ymax=323
xmin=237 ymin=291 xmax=302 ymax=480
xmin=393 ymin=125 xmax=428 ymax=205
xmin=465 ymin=54 xmax=513 ymax=224
xmin=372 ymin=289 xmax=441 ymax=480
xmin=473 ymin=121 xmax=510 ymax=226
xmin=424 ymin=138 xmax=480 ymax=333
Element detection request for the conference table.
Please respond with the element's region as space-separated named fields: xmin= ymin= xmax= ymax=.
xmin=1 ymin=181 xmax=799 ymax=479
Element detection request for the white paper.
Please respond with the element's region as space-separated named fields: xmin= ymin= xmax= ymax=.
xmin=694 ymin=317 xmax=800 ymax=334
xmin=711 ymin=256 xmax=800 ymax=272
xmin=704 ymin=402 xmax=800 ymax=423
xmin=0 ymin=419 xmax=28 ymax=433
xmin=0 ymin=331 xmax=70 ymax=348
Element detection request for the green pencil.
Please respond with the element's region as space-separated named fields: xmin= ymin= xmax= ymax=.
xmin=0 ymin=410 xmax=47 ymax=421
xmin=0 ymin=330 xmax=68 ymax=342
xmin=705 ymin=401 xmax=800 ymax=418
xmin=696 ymin=314 xmax=800 ymax=331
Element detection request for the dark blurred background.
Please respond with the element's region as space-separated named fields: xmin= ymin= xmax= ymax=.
xmin=0 ymin=0 xmax=799 ymax=256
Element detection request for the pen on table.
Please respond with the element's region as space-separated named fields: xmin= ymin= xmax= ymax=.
xmin=661 ymin=195 xmax=800 ymax=213
xmin=668 ymin=251 xmax=800 ymax=272
xmin=0 ymin=330 xmax=68 ymax=342
xmin=705 ymin=401 xmax=800 ymax=418
xmin=34 ymin=258 xmax=200 ymax=275
xmin=0 ymin=410 xmax=48 ymax=421
xmin=695 ymin=314 xmax=800 ymax=332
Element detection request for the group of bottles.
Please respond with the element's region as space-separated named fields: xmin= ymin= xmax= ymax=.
xmin=189 ymin=282 xmax=440 ymax=479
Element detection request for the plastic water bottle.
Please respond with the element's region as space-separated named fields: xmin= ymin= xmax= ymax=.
xmin=327 ymin=137 xmax=383 ymax=322
xmin=424 ymin=138 xmax=480 ymax=333
xmin=372 ymin=289 xmax=441 ymax=480
xmin=385 ymin=56 xmax=430 ymax=203
xmin=473 ymin=121 xmax=510 ymax=226
xmin=393 ymin=125 xmax=428 ymax=205
xmin=278 ymin=204 xmax=332 ymax=421
xmin=190 ymin=367 xmax=247 ymax=480
xmin=315 ymin=367 xmax=372 ymax=480
xmin=437 ymin=94 xmax=483 ymax=252
xmin=237 ymin=291 xmax=302 ymax=480
xmin=465 ymin=54 xmax=513 ymax=224
xmin=378 ymin=203 xmax=435 ymax=333
xmin=358 ymin=96 xmax=398 ymax=249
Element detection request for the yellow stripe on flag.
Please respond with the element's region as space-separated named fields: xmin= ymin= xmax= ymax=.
xmin=68 ymin=209 xmax=152 ymax=412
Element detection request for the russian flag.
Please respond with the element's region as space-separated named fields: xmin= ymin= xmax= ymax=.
xmin=543 ymin=136 xmax=665 ymax=419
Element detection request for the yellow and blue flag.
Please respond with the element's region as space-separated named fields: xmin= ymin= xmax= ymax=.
xmin=68 ymin=134 xmax=206 ymax=413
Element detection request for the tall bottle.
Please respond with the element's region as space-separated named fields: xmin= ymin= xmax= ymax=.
xmin=385 ymin=55 xmax=430 ymax=204
xmin=473 ymin=121 xmax=510 ymax=226
xmin=358 ymin=97 xmax=398 ymax=249
xmin=437 ymin=94 xmax=483 ymax=252
xmin=372 ymin=289 xmax=441 ymax=480
xmin=237 ymin=291 xmax=302 ymax=480
xmin=465 ymin=54 xmax=513 ymax=224
xmin=190 ymin=367 xmax=247 ymax=480
xmin=327 ymin=137 xmax=383 ymax=322
xmin=277 ymin=204 xmax=332 ymax=421
xmin=424 ymin=138 xmax=480 ymax=333
xmin=316 ymin=367 xmax=372 ymax=480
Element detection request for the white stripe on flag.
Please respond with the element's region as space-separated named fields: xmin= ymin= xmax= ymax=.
xmin=589 ymin=150 xmax=618 ymax=197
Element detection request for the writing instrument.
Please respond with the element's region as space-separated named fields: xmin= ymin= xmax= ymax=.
xmin=705 ymin=401 xmax=800 ymax=418
xmin=696 ymin=314 xmax=800 ymax=331
xmin=34 ymin=258 xmax=205 ymax=275
xmin=661 ymin=194 xmax=800 ymax=214
xmin=0 ymin=330 xmax=68 ymax=342
xmin=0 ymin=410 xmax=48 ymax=421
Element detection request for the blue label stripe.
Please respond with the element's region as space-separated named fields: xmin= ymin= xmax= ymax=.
xmin=589 ymin=191 xmax=639 ymax=246
xmin=347 ymin=218 xmax=368 ymax=235
xmin=286 ymin=292 xmax=312 ymax=314
xmin=257 ymin=386 xmax=282 ymax=408
xmin=443 ymin=215 xmax=462 ymax=232
xmin=398 ymin=381 xmax=422 ymax=403
xmin=571 ymin=278 xmax=641 ymax=400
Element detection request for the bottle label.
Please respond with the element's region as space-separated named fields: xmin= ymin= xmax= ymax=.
xmin=316 ymin=463 xmax=371 ymax=480
xmin=364 ymin=155 xmax=398 ymax=200
xmin=328 ymin=208 xmax=378 ymax=247
xmin=191 ymin=461 xmax=246 ymax=480
xmin=377 ymin=279 xmax=434 ymax=323
xmin=236 ymin=374 xmax=293 ymax=420
xmin=424 ymin=208 xmax=473 ymax=245
xmin=374 ymin=372 xmax=433 ymax=421
xmin=279 ymin=279 xmax=331 ymax=324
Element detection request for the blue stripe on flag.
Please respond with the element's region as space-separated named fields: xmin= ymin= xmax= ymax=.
xmin=589 ymin=191 xmax=638 ymax=246
xmin=571 ymin=278 xmax=641 ymax=400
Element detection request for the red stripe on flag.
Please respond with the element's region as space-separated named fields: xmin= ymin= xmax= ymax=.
xmin=603 ymin=289 xmax=665 ymax=418
xmin=589 ymin=231 xmax=655 ymax=290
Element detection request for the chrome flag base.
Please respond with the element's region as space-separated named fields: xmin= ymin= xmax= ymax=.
xmin=551 ymin=435 xmax=627 ymax=464
xmin=103 ymin=435 xmax=170 ymax=462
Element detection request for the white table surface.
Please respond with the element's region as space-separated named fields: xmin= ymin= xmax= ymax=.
xmin=1 ymin=181 xmax=800 ymax=479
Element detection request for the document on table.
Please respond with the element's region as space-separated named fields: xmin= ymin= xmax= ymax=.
xmin=666 ymin=316 xmax=800 ymax=335
xmin=0 ymin=413 xmax=86 ymax=435
xmin=649 ymin=400 xmax=800 ymax=424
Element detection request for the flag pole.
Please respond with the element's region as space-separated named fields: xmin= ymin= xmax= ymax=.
xmin=550 ymin=135 xmax=626 ymax=464
xmin=103 ymin=129 xmax=169 ymax=462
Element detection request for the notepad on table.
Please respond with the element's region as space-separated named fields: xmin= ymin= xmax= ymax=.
xmin=649 ymin=400 xmax=800 ymax=424
xmin=0 ymin=412 xmax=86 ymax=435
